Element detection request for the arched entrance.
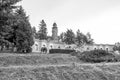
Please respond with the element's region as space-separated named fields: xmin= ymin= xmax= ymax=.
xmin=41 ymin=45 xmax=47 ymax=54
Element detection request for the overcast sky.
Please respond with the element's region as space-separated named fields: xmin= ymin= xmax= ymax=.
xmin=20 ymin=0 xmax=120 ymax=44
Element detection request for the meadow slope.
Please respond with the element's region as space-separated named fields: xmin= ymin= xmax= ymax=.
xmin=0 ymin=53 xmax=120 ymax=80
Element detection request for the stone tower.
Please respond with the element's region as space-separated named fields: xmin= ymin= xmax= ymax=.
xmin=52 ymin=22 xmax=58 ymax=41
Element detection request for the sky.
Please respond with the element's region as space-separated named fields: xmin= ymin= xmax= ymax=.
xmin=19 ymin=0 xmax=120 ymax=44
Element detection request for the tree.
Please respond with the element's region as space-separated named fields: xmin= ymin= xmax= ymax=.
xmin=59 ymin=32 xmax=65 ymax=42
xmin=32 ymin=26 xmax=37 ymax=38
xmin=76 ymin=29 xmax=84 ymax=46
xmin=0 ymin=0 xmax=34 ymax=53
xmin=0 ymin=0 xmax=21 ymax=51
xmin=10 ymin=6 xmax=34 ymax=53
xmin=113 ymin=42 xmax=120 ymax=51
xmin=76 ymin=30 xmax=94 ymax=46
xmin=85 ymin=32 xmax=94 ymax=44
xmin=16 ymin=6 xmax=34 ymax=52
xmin=37 ymin=20 xmax=47 ymax=40
xmin=64 ymin=29 xmax=75 ymax=44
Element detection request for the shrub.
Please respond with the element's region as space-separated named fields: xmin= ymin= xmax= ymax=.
xmin=49 ymin=49 xmax=76 ymax=54
xmin=70 ymin=51 xmax=82 ymax=56
xmin=76 ymin=50 xmax=115 ymax=63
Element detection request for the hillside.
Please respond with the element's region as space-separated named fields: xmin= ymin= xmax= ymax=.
xmin=0 ymin=53 xmax=80 ymax=66
xmin=0 ymin=53 xmax=120 ymax=80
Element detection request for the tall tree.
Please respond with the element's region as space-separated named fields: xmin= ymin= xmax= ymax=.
xmin=9 ymin=6 xmax=34 ymax=53
xmin=32 ymin=26 xmax=37 ymax=38
xmin=85 ymin=32 xmax=94 ymax=44
xmin=0 ymin=0 xmax=21 ymax=51
xmin=76 ymin=29 xmax=83 ymax=46
xmin=0 ymin=0 xmax=34 ymax=53
xmin=37 ymin=20 xmax=47 ymax=40
xmin=64 ymin=29 xmax=75 ymax=44
xmin=76 ymin=30 xmax=94 ymax=46
xmin=15 ymin=6 xmax=34 ymax=52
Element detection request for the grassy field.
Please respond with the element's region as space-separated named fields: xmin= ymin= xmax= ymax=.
xmin=0 ymin=53 xmax=80 ymax=66
xmin=0 ymin=53 xmax=120 ymax=80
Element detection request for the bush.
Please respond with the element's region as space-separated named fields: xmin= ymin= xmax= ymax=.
xmin=26 ymin=47 xmax=32 ymax=53
xmin=76 ymin=50 xmax=115 ymax=63
xmin=49 ymin=49 xmax=76 ymax=54
xmin=70 ymin=51 xmax=82 ymax=56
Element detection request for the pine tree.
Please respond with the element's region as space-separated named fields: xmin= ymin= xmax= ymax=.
xmin=76 ymin=29 xmax=83 ymax=46
xmin=32 ymin=26 xmax=37 ymax=38
xmin=12 ymin=6 xmax=34 ymax=53
xmin=0 ymin=0 xmax=21 ymax=51
xmin=0 ymin=0 xmax=34 ymax=53
xmin=64 ymin=29 xmax=75 ymax=44
xmin=37 ymin=20 xmax=47 ymax=40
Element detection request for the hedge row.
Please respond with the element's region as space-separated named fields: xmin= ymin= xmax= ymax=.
xmin=49 ymin=49 xmax=76 ymax=54
xmin=74 ymin=50 xmax=116 ymax=63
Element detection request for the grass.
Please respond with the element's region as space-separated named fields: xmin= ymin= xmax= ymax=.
xmin=0 ymin=63 xmax=120 ymax=80
xmin=0 ymin=53 xmax=120 ymax=79
xmin=0 ymin=53 xmax=80 ymax=66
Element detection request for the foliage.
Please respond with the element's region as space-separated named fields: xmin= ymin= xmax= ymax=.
xmin=76 ymin=50 xmax=115 ymax=63
xmin=32 ymin=26 xmax=38 ymax=38
xmin=76 ymin=29 xmax=84 ymax=46
xmin=49 ymin=49 xmax=76 ymax=54
xmin=70 ymin=51 xmax=81 ymax=56
xmin=59 ymin=32 xmax=65 ymax=42
xmin=64 ymin=29 xmax=75 ymax=44
xmin=85 ymin=32 xmax=94 ymax=44
xmin=113 ymin=42 xmax=120 ymax=51
xmin=37 ymin=20 xmax=47 ymax=40
xmin=10 ymin=6 xmax=34 ymax=53
xmin=76 ymin=30 xmax=94 ymax=46
xmin=0 ymin=0 xmax=34 ymax=53
xmin=113 ymin=46 xmax=120 ymax=51
xmin=59 ymin=29 xmax=94 ymax=46
xmin=0 ymin=0 xmax=21 ymax=50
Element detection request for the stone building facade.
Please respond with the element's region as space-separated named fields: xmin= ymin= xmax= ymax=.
xmin=32 ymin=23 xmax=77 ymax=53
xmin=32 ymin=40 xmax=115 ymax=53
xmin=32 ymin=22 xmax=115 ymax=53
xmin=81 ymin=44 xmax=114 ymax=52
xmin=32 ymin=39 xmax=77 ymax=53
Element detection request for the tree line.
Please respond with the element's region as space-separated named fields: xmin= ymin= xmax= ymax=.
xmin=32 ymin=20 xmax=94 ymax=46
